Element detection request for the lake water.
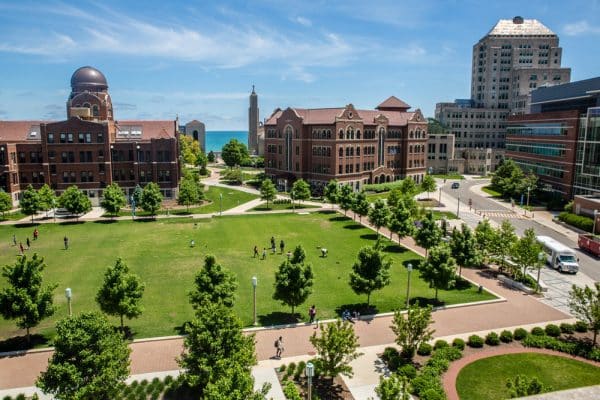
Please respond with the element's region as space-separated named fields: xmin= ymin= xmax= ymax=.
xmin=205 ymin=131 xmax=248 ymax=153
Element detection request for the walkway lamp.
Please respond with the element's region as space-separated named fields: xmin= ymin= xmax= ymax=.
xmin=252 ymin=276 xmax=258 ymax=326
xmin=219 ymin=193 xmax=223 ymax=216
xmin=65 ymin=288 xmax=72 ymax=317
xmin=525 ymin=186 xmax=531 ymax=217
xmin=406 ymin=263 xmax=413 ymax=308
xmin=306 ymin=362 xmax=314 ymax=400
xmin=536 ymin=252 xmax=545 ymax=293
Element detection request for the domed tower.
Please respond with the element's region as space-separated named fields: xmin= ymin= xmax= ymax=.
xmin=66 ymin=66 xmax=114 ymax=121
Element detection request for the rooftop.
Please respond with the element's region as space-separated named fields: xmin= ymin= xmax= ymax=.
xmin=487 ymin=16 xmax=555 ymax=37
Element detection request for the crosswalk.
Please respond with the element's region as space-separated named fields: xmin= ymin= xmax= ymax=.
xmin=475 ymin=209 xmax=524 ymax=219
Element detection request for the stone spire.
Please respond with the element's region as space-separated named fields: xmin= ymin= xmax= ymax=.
xmin=248 ymin=86 xmax=259 ymax=155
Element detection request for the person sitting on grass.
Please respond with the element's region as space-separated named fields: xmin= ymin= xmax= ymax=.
xmin=342 ymin=309 xmax=354 ymax=323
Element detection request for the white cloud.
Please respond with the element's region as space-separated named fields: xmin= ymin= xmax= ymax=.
xmin=563 ymin=20 xmax=600 ymax=36
xmin=295 ymin=16 xmax=312 ymax=27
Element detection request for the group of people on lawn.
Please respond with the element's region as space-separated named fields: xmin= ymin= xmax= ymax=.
xmin=253 ymin=236 xmax=290 ymax=260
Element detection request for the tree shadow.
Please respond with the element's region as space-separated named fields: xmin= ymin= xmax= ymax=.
xmin=343 ymin=224 xmax=362 ymax=230
xmin=14 ymin=223 xmax=41 ymax=229
xmin=360 ymin=233 xmax=379 ymax=241
xmin=334 ymin=302 xmax=378 ymax=318
xmin=408 ymin=296 xmax=445 ymax=308
xmin=318 ymin=210 xmax=337 ymax=215
xmin=0 ymin=334 xmax=49 ymax=353
xmin=133 ymin=218 xmax=157 ymax=223
xmin=258 ymin=311 xmax=301 ymax=326
xmin=162 ymin=379 xmax=197 ymax=400
xmin=454 ymin=276 xmax=473 ymax=290
xmin=383 ymin=244 xmax=408 ymax=254
xmin=174 ymin=321 xmax=192 ymax=336
xmin=58 ymin=220 xmax=85 ymax=226
xmin=329 ymin=215 xmax=350 ymax=222
xmin=93 ymin=219 xmax=118 ymax=224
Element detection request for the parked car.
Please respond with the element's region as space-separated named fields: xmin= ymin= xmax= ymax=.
xmin=451 ymin=182 xmax=460 ymax=189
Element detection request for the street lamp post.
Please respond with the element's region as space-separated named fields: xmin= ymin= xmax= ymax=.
xmin=438 ymin=187 xmax=442 ymax=206
xmin=219 ymin=193 xmax=223 ymax=216
xmin=252 ymin=276 xmax=258 ymax=326
xmin=305 ymin=362 xmax=314 ymax=400
xmin=65 ymin=288 xmax=72 ymax=316
xmin=525 ymin=186 xmax=531 ymax=217
xmin=405 ymin=263 xmax=413 ymax=308
xmin=536 ymin=252 xmax=545 ymax=293
xmin=457 ymin=194 xmax=460 ymax=218
xmin=593 ymin=210 xmax=599 ymax=236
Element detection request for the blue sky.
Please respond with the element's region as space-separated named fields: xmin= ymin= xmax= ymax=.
xmin=0 ymin=0 xmax=599 ymax=130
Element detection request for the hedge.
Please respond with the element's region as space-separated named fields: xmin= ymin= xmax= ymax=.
xmin=557 ymin=212 xmax=594 ymax=232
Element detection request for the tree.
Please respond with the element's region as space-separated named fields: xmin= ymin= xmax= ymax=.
xmin=349 ymin=245 xmax=392 ymax=306
xmin=351 ymin=190 xmax=370 ymax=223
xmin=491 ymin=159 xmax=538 ymax=199
xmin=19 ymin=184 xmax=40 ymax=223
xmin=222 ymin=167 xmax=244 ymax=184
xmin=59 ymin=185 xmax=92 ymax=220
xmin=0 ymin=190 xmax=12 ymax=217
xmin=390 ymin=303 xmax=435 ymax=359
xmin=449 ymin=223 xmax=482 ymax=276
xmin=95 ymin=258 xmax=145 ymax=330
xmin=421 ymin=175 xmax=437 ymax=200
xmin=179 ymin=135 xmax=201 ymax=165
xmin=0 ymin=254 xmax=57 ymax=344
xmin=221 ymin=139 xmax=249 ymax=167
xmin=178 ymin=302 xmax=257 ymax=398
xmin=37 ymin=184 xmax=56 ymax=218
xmin=568 ymin=282 xmax=600 ymax=345
xmin=100 ymin=183 xmax=126 ymax=219
xmin=309 ymin=320 xmax=362 ymax=380
xmin=189 ymin=255 xmax=238 ymax=309
xmin=414 ymin=212 xmax=442 ymax=257
xmin=290 ymin=244 xmax=307 ymax=264
xmin=324 ymin=179 xmax=339 ymax=208
xmin=204 ymin=363 xmax=270 ymax=400
xmin=291 ymin=179 xmax=311 ymax=209
xmin=207 ymin=150 xmax=216 ymax=163
xmin=259 ymin=179 xmax=277 ymax=209
xmin=273 ymin=258 xmax=314 ymax=316
xmin=368 ymin=199 xmax=391 ymax=236
xmin=420 ymin=244 xmax=457 ymax=302
xmin=37 ymin=312 xmax=130 ymax=400
xmin=375 ymin=374 xmax=410 ymax=400
xmin=399 ymin=178 xmax=418 ymax=197
xmin=177 ymin=177 xmax=202 ymax=211
xmin=427 ymin=118 xmax=448 ymax=134
xmin=338 ymin=184 xmax=354 ymax=216
xmin=197 ymin=151 xmax=208 ymax=175
xmin=386 ymin=188 xmax=403 ymax=209
xmin=132 ymin=184 xmax=143 ymax=205
xmin=512 ymin=228 xmax=543 ymax=278
xmin=474 ymin=219 xmax=496 ymax=264
xmin=140 ymin=182 xmax=163 ymax=216
xmin=389 ymin=198 xmax=415 ymax=242
xmin=490 ymin=220 xmax=518 ymax=271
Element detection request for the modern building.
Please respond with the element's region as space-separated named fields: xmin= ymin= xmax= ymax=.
xmin=435 ymin=16 xmax=571 ymax=153
xmin=506 ymin=77 xmax=600 ymax=199
xmin=181 ymin=120 xmax=206 ymax=152
xmin=0 ymin=66 xmax=180 ymax=205
xmin=248 ymin=86 xmax=259 ymax=156
xmin=264 ymin=96 xmax=428 ymax=193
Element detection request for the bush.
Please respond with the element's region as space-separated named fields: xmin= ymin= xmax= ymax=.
xmin=575 ymin=320 xmax=588 ymax=332
xmin=163 ymin=375 xmax=173 ymax=385
xmin=500 ymin=330 xmax=513 ymax=343
xmin=434 ymin=340 xmax=449 ymax=350
xmin=467 ymin=335 xmax=484 ymax=348
xmin=398 ymin=364 xmax=417 ymax=379
xmin=514 ymin=328 xmax=528 ymax=340
xmin=417 ymin=342 xmax=433 ymax=356
xmin=545 ymin=324 xmax=561 ymax=337
xmin=279 ymin=364 xmax=287 ymax=373
xmin=531 ymin=327 xmax=545 ymax=336
xmin=282 ymin=380 xmax=302 ymax=400
xmin=420 ymin=388 xmax=445 ymax=400
xmin=435 ymin=346 xmax=463 ymax=361
xmin=558 ymin=212 xmax=594 ymax=232
xmin=15 ymin=396 xmax=25 ymax=400
xmin=485 ymin=332 xmax=500 ymax=346
xmin=296 ymin=361 xmax=306 ymax=376
xmin=452 ymin=338 xmax=465 ymax=350
xmin=381 ymin=347 xmax=405 ymax=371
xmin=560 ymin=323 xmax=575 ymax=334
xmin=3 ymin=396 xmax=12 ymax=400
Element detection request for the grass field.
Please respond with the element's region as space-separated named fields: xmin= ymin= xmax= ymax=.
xmin=481 ymin=185 xmax=502 ymax=198
xmin=456 ymin=353 xmax=600 ymax=400
xmin=249 ymin=203 xmax=315 ymax=212
xmin=0 ymin=212 xmax=494 ymax=346
xmin=431 ymin=174 xmax=465 ymax=180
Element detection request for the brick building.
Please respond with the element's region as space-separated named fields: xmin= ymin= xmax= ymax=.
xmin=0 ymin=66 xmax=179 ymax=205
xmin=263 ymin=97 xmax=428 ymax=193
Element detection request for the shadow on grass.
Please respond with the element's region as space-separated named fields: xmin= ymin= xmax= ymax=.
xmin=343 ymin=223 xmax=363 ymax=230
xmin=401 ymin=259 xmax=422 ymax=269
xmin=14 ymin=222 xmax=41 ymax=228
xmin=252 ymin=207 xmax=274 ymax=212
xmin=174 ymin=321 xmax=191 ymax=336
xmin=329 ymin=215 xmax=351 ymax=222
xmin=454 ymin=276 xmax=473 ymax=290
xmin=360 ymin=233 xmax=379 ymax=241
xmin=93 ymin=219 xmax=118 ymax=224
xmin=334 ymin=302 xmax=378 ymax=318
xmin=258 ymin=311 xmax=301 ymax=326
xmin=409 ymin=296 xmax=445 ymax=308
xmin=318 ymin=210 xmax=337 ymax=215
xmin=133 ymin=218 xmax=158 ymax=223
xmin=0 ymin=334 xmax=50 ymax=353
xmin=383 ymin=244 xmax=408 ymax=254
xmin=58 ymin=220 xmax=85 ymax=226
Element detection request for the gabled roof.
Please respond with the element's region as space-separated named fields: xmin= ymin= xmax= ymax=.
xmin=265 ymin=108 xmax=414 ymax=126
xmin=0 ymin=121 xmax=47 ymax=142
xmin=376 ymin=96 xmax=411 ymax=110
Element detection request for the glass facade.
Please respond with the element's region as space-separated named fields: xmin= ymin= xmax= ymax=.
xmin=574 ymin=109 xmax=600 ymax=195
xmin=506 ymin=142 xmax=566 ymax=157
xmin=506 ymin=122 xmax=570 ymax=136
xmin=514 ymin=160 xmax=565 ymax=179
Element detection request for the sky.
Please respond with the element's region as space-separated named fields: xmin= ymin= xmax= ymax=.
xmin=0 ymin=0 xmax=599 ymax=130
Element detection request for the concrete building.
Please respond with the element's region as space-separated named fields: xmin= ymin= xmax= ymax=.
xmin=248 ymin=86 xmax=259 ymax=156
xmin=182 ymin=120 xmax=206 ymax=152
xmin=506 ymin=77 xmax=600 ymax=199
xmin=0 ymin=66 xmax=180 ymax=205
xmin=427 ymin=133 xmax=504 ymax=176
xmin=264 ymin=96 xmax=428 ymax=193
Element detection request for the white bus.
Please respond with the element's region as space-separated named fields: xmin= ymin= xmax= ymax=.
xmin=536 ymin=236 xmax=579 ymax=274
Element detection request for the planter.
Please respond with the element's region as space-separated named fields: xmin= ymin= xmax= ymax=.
xmin=498 ymin=274 xmax=536 ymax=295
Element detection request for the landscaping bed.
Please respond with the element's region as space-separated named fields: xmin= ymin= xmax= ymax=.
xmin=276 ymin=360 xmax=354 ymax=400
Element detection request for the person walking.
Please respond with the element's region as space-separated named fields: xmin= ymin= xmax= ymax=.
xmin=275 ymin=336 xmax=284 ymax=359
xmin=253 ymin=245 xmax=259 ymax=258
xmin=309 ymin=305 xmax=317 ymax=324
xmin=26 ymin=237 xmax=31 ymax=249
xmin=262 ymin=248 xmax=267 ymax=260
xmin=279 ymin=240 xmax=285 ymax=254
xmin=12 ymin=234 xmax=17 ymax=246
xmin=33 ymin=228 xmax=39 ymax=240
xmin=19 ymin=242 xmax=24 ymax=254
xmin=64 ymin=236 xmax=69 ymax=250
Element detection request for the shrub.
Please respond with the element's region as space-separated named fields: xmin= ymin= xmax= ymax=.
xmin=3 ymin=396 xmax=12 ymax=400
xmin=545 ymin=324 xmax=561 ymax=337
xmin=417 ymin=342 xmax=433 ymax=356
xmin=558 ymin=212 xmax=594 ymax=232
xmin=163 ymin=375 xmax=173 ymax=385
xmin=279 ymin=364 xmax=287 ymax=373
xmin=382 ymin=347 xmax=399 ymax=362
xmin=435 ymin=346 xmax=463 ymax=361
xmin=420 ymin=388 xmax=445 ymax=400
xmin=434 ymin=340 xmax=449 ymax=350
xmin=574 ymin=320 xmax=588 ymax=332
xmin=296 ymin=361 xmax=306 ymax=376
xmin=398 ymin=364 xmax=417 ymax=379
xmin=452 ymin=338 xmax=465 ymax=350
xmin=500 ymin=330 xmax=513 ymax=343
xmin=514 ymin=328 xmax=528 ymax=340
xmin=531 ymin=327 xmax=545 ymax=336
xmin=560 ymin=323 xmax=575 ymax=334
xmin=467 ymin=335 xmax=484 ymax=348
xmin=287 ymin=362 xmax=296 ymax=373
xmin=485 ymin=332 xmax=500 ymax=346
xmin=15 ymin=396 xmax=25 ymax=400
xmin=282 ymin=380 xmax=302 ymax=400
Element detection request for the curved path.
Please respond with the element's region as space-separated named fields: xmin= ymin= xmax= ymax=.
xmin=443 ymin=344 xmax=600 ymax=400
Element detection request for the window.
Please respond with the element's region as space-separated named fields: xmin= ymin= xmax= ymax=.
xmin=99 ymin=163 xmax=105 ymax=173
xmin=47 ymin=133 xmax=54 ymax=143
xmin=78 ymin=133 xmax=85 ymax=143
xmin=86 ymin=133 xmax=92 ymax=143
xmin=60 ymin=133 xmax=66 ymax=143
xmin=92 ymin=105 xmax=99 ymax=117
xmin=97 ymin=132 xmax=104 ymax=143
xmin=67 ymin=133 xmax=73 ymax=143
xmin=295 ymin=146 xmax=299 ymax=156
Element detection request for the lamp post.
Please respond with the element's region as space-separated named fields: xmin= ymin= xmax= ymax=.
xmin=525 ymin=186 xmax=531 ymax=217
xmin=219 ymin=193 xmax=223 ymax=216
xmin=252 ymin=276 xmax=258 ymax=326
xmin=593 ymin=210 xmax=599 ymax=236
xmin=65 ymin=288 xmax=72 ymax=316
xmin=305 ymin=362 xmax=314 ymax=400
xmin=438 ymin=187 xmax=442 ymax=206
xmin=536 ymin=252 xmax=545 ymax=293
xmin=405 ymin=263 xmax=413 ymax=308
xmin=456 ymin=194 xmax=460 ymax=218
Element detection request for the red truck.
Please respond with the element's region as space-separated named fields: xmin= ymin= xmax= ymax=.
xmin=578 ymin=234 xmax=600 ymax=257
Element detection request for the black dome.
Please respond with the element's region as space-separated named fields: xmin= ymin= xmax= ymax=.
xmin=70 ymin=66 xmax=108 ymax=90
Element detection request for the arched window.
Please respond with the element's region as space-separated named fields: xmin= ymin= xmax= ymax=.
xmin=356 ymin=130 xmax=361 ymax=139
xmin=339 ymin=129 xmax=344 ymax=139
xmin=285 ymin=125 xmax=293 ymax=136
xmin=92 ymin=105 xmax=99 ymax=117
xmin=339 ymin=148 xmax=343 ymax=157
xmin=346 ymin=127 xmax=354 ymax=140
xmin=327 ymin=130 xmax=331 ymax=139
xmin=409 ymin=130 xmax=414 ymax=139
xmin=83 ymin=102 xmax=90 ymax=109
xmin=356 ymin=147 xmax=360 ymax=156
xmin=409 ymin=145 xmax=413 ymax=153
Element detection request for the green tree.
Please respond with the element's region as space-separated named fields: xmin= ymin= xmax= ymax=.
xmin=221 ymin=139 xmax=249 ymax=167
xmin=506 ymin=375 xmax=550 ymax=398
xmin=414 ymin=212 xmax=443 ymax=257
xmin=95 ymin=258 xmax=145 ymax=330
xmin=132 ymin=184 xmax=143 ymax=205
xmin=273 ymin=258 xmax=314 ymax=316
xmin=391 ymin=303 xmax=435 ymax=359
xmin=178 ymin=302 xmax=257 ymax=398
xmin=512 ymin=228 xmax=543 ymax=278
xmin=449 ymin=223 xmax=482 ymax=276
xmin=338 ymin=184 xmax=354 ymax=216
xmin=0 ymin=254 xmax=57 ymax=344
xmin=59 ymin=185 xmax=92 ymax=220
xmin=204 ymin=363 xmax=271 ymax=400
xmin=386 ymin=188 xmax=403 ymax=209
xmin=368 ymin=199 xmax=391 ymax=236
xmin=222 ymin=167 xmax=244 ymax=184
xmin=37 ymin=184 xmax=57 ymax=218
xmin=291 ymin=179 xmax=311 ymax=209
xmin=100 ymin=183 xmax=126 ymax=219
xmin=177 ymin=177 xmax=202 ymax=211
xmin=140 ymin=182 xmax=163 ymax=216
xmin=568 ymin=282 xmax=600 ymax=345
xmin=259 ymin=179 xmax=277 ymax=209
xmin=207 ymin=150 xmax=216 ymax=163
xmin=0 ymin=190 xmax=12 ymax=217
xmin=197 ymin=151 xmax=208 ymax=175
xmin=291 ymin=244 xmax=307 ymax=264
xmin=421 ymin=175 xmax=437 ymax=199
xmin=490 ymin=220 xmax=518 ymax=271
xmin=19 ymin=184 xmax=40 ymax=223
xmin=349 ymin=245 xmax=392 ymax=306
xmin=179 ymin=135 xmax=201 ymax=165
xmin=399 ymin=178 xmax=418 ymax=197
xmin=389 ymin=198 xmax=415 ymax=242
xmin=351 ymin=190 xmax=370 ymax=223
xmin=474 ymin=219 xmax=496 ymax=264
xmin=491 ymin=159 xmax=538 ymax=199
xmin=375 ymin=374 xmax=410 ymax=400
xmin=309 ymin=320 xmax=362 ymax=380
xmin=189 ymin=255 xmax=238 ymax=309
xmin=324 ymin=179 xmax=339 ymax=208
xmin=420 ymin=244 xmax=457 ymax=302
xmin=37 ymin=312 xmax=131 ymax=400
xmin=427 ymin=118 xmax=448 ymax=134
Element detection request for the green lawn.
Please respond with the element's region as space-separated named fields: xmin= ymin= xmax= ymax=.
xmin=0 ymin=210 xmax=27 ymax=221
xmin=249 ymin=203 xmax=315 ymax=212
xmin=431 ymin=211 xmax=458 ymax=220
xmin=431 ymin=174 xmax=465 ymax=180
xmin=456 ymin=353 xmax=600 ymax=400
xmin=481 ymin=185 xmax=502 ymax=197
xmin=0 ymin=212 xmax=494 ymax=346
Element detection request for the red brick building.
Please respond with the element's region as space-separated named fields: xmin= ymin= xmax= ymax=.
xmin=263 ymin=97 xmax=428 ymax=193
xmin=0 ymin=66 xmax=179 ymax=205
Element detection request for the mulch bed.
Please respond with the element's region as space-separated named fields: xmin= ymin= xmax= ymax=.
xmin=275 ymin=369 xmax=354 ymax=400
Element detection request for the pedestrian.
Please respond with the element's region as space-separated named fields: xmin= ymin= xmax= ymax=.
xmin=309 ymin=305 xmax=316 ymax=324
xmin=253 ymin=245 xmax=259 ymax=258
xmin=33 ymin=228 xmax=39 ymax=240
xmin=64 ymin=236 xmax=69 ymax=250
xmin=262 ymin=248 xmax=267 ymax=260
xmin=190 ymin=239 xmax=195 ymax=248
xmin=275 ymin=336 xmax=284 ymax=358
xmin=26 ymin=237 xmax=30 ymax=249
xmin=280 ymin=240 xmax=285 ymax=254
xmin=19 ymin=242 xmax=24 ymax=254
xmin=270 ymin=236 xmax=276 ymax=253
xmin=12 ymin=234 xmax=17 ymax=246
